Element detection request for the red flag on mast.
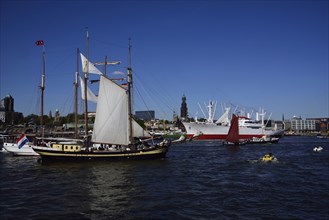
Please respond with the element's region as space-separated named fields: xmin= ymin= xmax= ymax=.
xmin=35 ymin=40 xmax=44 ymax=46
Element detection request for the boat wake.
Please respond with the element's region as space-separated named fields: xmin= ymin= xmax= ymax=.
xmin=247 ymin=158 xmax=279 ymax=164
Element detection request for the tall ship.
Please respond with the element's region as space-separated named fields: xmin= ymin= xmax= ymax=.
xmin=182 ymin=101 xmax=284 ymax=140
xmin=32 ymin=35 xmax=174 ymax=162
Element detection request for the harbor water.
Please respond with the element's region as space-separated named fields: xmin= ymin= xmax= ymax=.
xmin=1 ymin=136 xmax=328 ymax=219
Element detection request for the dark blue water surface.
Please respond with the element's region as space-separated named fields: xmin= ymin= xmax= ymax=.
xmin=1 ymin=136 xmax=328 ymax=219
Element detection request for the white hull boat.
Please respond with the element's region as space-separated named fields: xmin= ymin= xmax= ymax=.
xmin=183 ymin=121 xmax=284 ymax=140
xmin=183 ymin=101 xmax=284 ymax=140
xmin=3 ymin=142 xmax=39 ymax=156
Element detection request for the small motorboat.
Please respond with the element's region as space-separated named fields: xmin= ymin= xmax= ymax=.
xmin=260 ymin=153 xmax=277 ymax=162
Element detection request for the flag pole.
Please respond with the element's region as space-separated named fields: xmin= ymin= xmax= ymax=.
xmin=75 ymin=48 xmax=79 ymax=139
xmin=40 ymin=42 xmax=46 ymax=139
xmin=84 ymin=29 xmax=89 ymax=141
xmin=35 ymin=40 xmax=46 ymax=139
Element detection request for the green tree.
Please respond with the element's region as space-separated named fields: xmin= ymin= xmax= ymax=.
xmin=134 ymin=118 xmax=146 ymax=129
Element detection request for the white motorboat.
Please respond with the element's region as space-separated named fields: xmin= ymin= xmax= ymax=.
xmin=2 ymin=135 xmax=39 ymax=156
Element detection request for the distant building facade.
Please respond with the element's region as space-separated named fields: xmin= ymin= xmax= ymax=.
xmin=0 ymin=94 xmax=15 ymax=124
xmin=311 ymin=118 xmax=329 ymax=132
xmin=0 ymin=94 xmax=24 ymax=125
xmin=289 ymin=116 xmax=329 ymax=132
xmin=135 ymin=110 xmax=155 ymax=121
xmin=290 ymin=116 xmax=316 ymax=131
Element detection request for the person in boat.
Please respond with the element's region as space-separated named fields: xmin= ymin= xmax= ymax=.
xmin=143 ymin=141 xmax=150 ymax=147
xmin=261 ymin=153 xmax=276 ymax=162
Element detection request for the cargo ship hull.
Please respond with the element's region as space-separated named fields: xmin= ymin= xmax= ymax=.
xmin=183 ymin=122 xmax=284 ymax=140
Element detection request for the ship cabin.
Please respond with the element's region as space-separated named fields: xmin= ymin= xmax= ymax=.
xmin=51 ymin=143 xmax=82 ymax=152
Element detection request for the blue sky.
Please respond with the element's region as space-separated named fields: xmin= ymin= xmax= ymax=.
xmin=1 ymin=0 xmax=328 ymax=121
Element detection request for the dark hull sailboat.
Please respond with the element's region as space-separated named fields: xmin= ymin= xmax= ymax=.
xmin=33 ymin=74 xmax=171 ymax=162
xmin=33 ymin=143 xmax=169 ymax=162
xmin=222 ymin=114 xmax=247 ymax=146
xmin=33 ymin=38 xmax=173 ymax=162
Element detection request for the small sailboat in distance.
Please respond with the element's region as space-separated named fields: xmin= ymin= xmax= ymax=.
xmin=222 ymin=114 xmax=247 ymax=146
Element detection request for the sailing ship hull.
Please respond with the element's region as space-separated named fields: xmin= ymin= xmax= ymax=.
xmin=183 ymin=122 xmax=284 ymax=140
xmin=33 ymin=146 xmax=169 ymax=162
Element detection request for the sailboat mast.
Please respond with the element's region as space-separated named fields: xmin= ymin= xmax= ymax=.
xmin=104 ymin=55 xmax=107 ymax=76
xmin=84 ymin=30 xmax=89 ymax=138
xmin=74 ymin=48 xmax=79 ymax=138
xmin=127 ymin=38 xmax=133 ymax=144
xmin=40 ymin=45 xmax=46 ymax=138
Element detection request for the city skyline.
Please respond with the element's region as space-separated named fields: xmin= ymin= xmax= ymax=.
xmin=1 ymin=93 xmax=327 ymax=122
xmin=1 ymin=0 xmax=328 ymax=120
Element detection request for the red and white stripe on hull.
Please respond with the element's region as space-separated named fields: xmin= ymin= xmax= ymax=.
xmin=183 ymin=121 xmax=284 ymax=141
xmin=186 ymin=134 xmax=265 ymax=140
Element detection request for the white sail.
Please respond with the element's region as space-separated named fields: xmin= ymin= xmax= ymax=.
xmin=133 ymin=119 xmax=151 ymax=138
xmin=92 ymin=76 xmax=129 ymax=145
xmin=92 ymin=76 xmax=151 ymax=145
xmin=80 ymin=53 xmax=103 ymax=75
xmin=215 ymin=107 xmax=230 ymax=125
xmin=79 ymin=76 xmax=98 ymax=103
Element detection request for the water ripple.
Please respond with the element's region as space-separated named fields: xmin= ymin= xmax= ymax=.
xmin=1 ymin=136 xmax=328 ymax=219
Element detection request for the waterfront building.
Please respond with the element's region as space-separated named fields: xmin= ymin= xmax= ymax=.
xmin=283 ymin=120 xmax=291 ymax=131
xmin=290 ymin=116 xmax=316 ymax=132
xmin=0 ymin=94 xmax=15 ymax=124
xmin=288 ymin=116 xmax=328 ymax=133
xmin=310 ymin=118 xmax=329 ymax=132
xmin=0 ymin=94 xmax=24 ymax=126
xmin=274 ymin=120 xmax=284 ymax=130
xmin=135 ymin=110 xmax=155 ymax=121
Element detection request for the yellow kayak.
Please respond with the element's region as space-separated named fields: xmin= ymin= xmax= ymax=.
xmin=260 ymin=153 xmax=277 ymax=162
